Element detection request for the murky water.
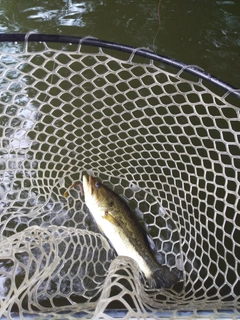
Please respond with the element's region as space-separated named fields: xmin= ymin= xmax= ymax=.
xmin=0 ymin=0 xmax=239 ymax=88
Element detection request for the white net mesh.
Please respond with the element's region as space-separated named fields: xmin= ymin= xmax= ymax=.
xmin=0 ymin=37 xmax=240 ymax=319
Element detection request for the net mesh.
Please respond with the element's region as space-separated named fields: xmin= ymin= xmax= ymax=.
xmin=0 ymin=37 xmax=240 ymax=319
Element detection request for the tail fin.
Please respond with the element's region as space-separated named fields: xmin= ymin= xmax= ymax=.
xmin=149 ymin=266 xmax=180 ymax=289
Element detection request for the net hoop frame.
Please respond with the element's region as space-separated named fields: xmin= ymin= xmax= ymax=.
xmin=0 ymin=32 xmax=239 ymax=100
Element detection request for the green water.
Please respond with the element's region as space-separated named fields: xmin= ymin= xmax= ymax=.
xmin=0 ymin=0 xmax=239 ymax=89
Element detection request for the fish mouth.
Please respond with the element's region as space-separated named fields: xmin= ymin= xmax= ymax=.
xmin=82 ymin=175 xmax=90 ymax=195
xmin=83 ymin=174 xmax=95 ymax=195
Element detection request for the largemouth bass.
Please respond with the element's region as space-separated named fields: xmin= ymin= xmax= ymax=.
xmin=82 ymin=175 xmax=179 ymax=289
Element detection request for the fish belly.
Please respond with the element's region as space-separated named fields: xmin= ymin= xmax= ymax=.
xmin=97 ymin=215 xmax=152 ymax=279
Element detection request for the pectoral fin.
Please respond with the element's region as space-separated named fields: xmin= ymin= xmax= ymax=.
xmin=102 ymin=211 xmax=121 ymax=227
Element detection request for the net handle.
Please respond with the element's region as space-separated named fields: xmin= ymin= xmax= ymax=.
xmin=0 ymin=32 xmax=239 ymax=100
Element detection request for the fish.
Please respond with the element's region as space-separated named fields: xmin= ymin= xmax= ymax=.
xmin=82 ymin=175 xmax=179 ymax=289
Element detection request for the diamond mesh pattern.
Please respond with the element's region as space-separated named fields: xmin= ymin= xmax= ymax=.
xmin=0 ymin=40 xmax=240 ymax=319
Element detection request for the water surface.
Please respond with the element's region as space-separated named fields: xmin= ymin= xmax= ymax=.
xmin=0 ymin=0 xmax=239 ymax=88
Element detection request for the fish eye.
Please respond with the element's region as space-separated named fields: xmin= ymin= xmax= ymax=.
xmin=95 ymin=181 xmax=101 ymax=188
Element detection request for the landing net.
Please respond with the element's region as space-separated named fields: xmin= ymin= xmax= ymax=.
xmin=0 ymin=34 xmax=239 ymax=319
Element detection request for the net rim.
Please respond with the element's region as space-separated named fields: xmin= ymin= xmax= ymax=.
xmin=0 ymin=32 xmax=239 ymax=100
